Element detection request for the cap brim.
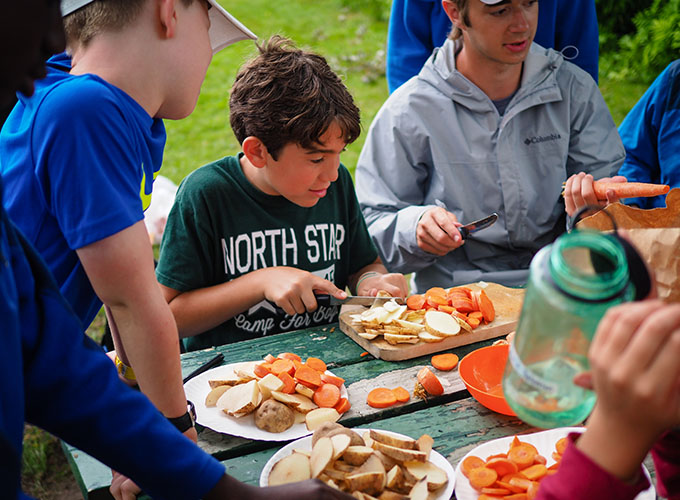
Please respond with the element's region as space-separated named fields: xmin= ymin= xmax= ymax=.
xmin=479 ymin=0 xmax=505 ymax=4
xmin=207 ymin=0 xmax=257 ymax=54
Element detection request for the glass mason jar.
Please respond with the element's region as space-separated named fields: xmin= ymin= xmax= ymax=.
xmin=502 ymin=230 xmax=635 ymax=428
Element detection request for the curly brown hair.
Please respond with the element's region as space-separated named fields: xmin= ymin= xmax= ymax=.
xmin=229 ymin=35 xmax=361 ymax=160
xmin=63 ymin=0 xmax=195 ymax=49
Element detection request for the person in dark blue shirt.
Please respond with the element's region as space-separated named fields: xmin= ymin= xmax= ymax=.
xmin=386 ymin=0 xmax=599 ymax=93
xmin=618 ymin=60 xmax=680 ymax=209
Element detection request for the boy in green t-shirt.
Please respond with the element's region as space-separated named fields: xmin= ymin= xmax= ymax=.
xmin=156 ymin=36 xmax=407 ymax=351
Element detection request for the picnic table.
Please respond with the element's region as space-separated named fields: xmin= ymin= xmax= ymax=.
xmin=63 ymin=322 xmax=659 ymax=499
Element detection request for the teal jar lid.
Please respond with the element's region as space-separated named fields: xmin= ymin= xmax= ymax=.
xmin=548 ymin=230 xmax=630 ymax=302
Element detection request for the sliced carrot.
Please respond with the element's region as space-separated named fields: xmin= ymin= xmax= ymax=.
xmin=417 ymin=367 xmax=444 ymax=396
xmin=478 ymin=495 xmax=504 ymax=500
xmin=305 ymin=357 xmax=327 ymax=373
xmin=461 ymin=456 xmax=485 ymax=478
xmin=510 ymin=436 xmax=522 ymax=448
xmin=277 ymin=352 xmax=301 ymax=362
xmin=426 ymin=294 xmax=449 ymax=308
xmin=555 ymin=437 xmax=568 ymax=455
xmin=253 ymin=363 xmax=272 ymax=378
xmin=533 ymin=455 xmax=547 ymax=466
xmin=521 ymin=464 xmax=547 ymax=481
xmin=486 ymin=453 xmax=508 ymax=461
xmin=277 ymin=372 xmax=296 ymax=394
xmin=425 ymin=287 xmax=447 ymax=300
xmin=451 ymin=297 xmax=476 ymax=313
xmin=263 ymin=354 xmax=277 ymax=364
xmin=485 ymin=457 xmax=519 ymax=477
xmin=526 ymin=481 xmax=541 ymax=500
xmin=333 ymin=397 xmax=351 ymax=414
xmin=431 ymin=353 xmax=459 ymax=371
xmin=508 ymin=444 xmax=538 ymax=469
xmin=437 ymin=304 xmax=456 ymax=314
xmin=592 ymin=180 xmax=670 ymax=200
xmin=547 ymin=462 xmax=560 ymax=472
xmin=360 ymin=351 xmax=370 ymax=357
xmin=467 ymin=316 xmax=481 ymax=329
xmin=392 ymin=386 xmax=410 ymax=403
xmin=468 ymin=467 xmax=498 ymax=490
xmin=313 ymin=383 xmax=341 ymax=408
xmin=367 ymin=387 xmax=398 ymax=408
xmin=501 ymin=472 xmax=528 ymax=483
xmin=551 ymin=451 xmax=562 ymax=462
xmin=497 ymin=480 xmax=525 ymax=494
xmin=406 ymin=294 xmax=426 ymax=310
xmin=470 ymin=290 xmax=481 ymax=311
xmin=481 ymin=487 xmax=511 ymax=496
xmin=294 ymin=364 xmax=322 ymax=388
xmin=508 ymin=476 xmax=533 ymax=491
xmin=453 ymin=311 xmax=469 ymax=322
xmin=468 ymin=310 xmax=484 ymax=321
xmin=478 ymin=289 xmax=495 ymax=322
xmin=292 ymin=359 xmax=304 ymax=374
xmin=447 ymin=286 xmax=472 ymax=299
xmin=504 ymin=494 xmax=529 ymax=500
xmin=320 ymin=372 xmax=345 ymax=388
xmin=270 ymin=358 xmax=295 ymax=377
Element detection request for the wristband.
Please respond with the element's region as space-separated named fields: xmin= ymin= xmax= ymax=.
xmin=115 ymin=355 xmax=136 ymax=382
xmin=167 ymin=400 xmax=196 ymax=433
xmin=356 ymin=271 xmax=381 ymax=291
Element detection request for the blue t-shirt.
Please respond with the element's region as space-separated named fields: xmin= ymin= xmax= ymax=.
xmin=618 ymin=60 xmax=680 ymax=209
xmin=0 ymin=180 xmax=224 ymax=499
xmin=0 ymin=53 xmax=166 ymax=328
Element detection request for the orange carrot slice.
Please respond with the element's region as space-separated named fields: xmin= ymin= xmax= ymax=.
xmin=313 ymin=383 xmax=341 ymax=408
xmin=277 ymin=352 xmax=301 ymax=362
xmin=294 ymin=364 xmax=322 ymax=388
xmin=333 ymin=397 xmax=351 ymax=414
xmin=277 ymin=372 xmax=296 ymax=394
xmin=417 ymin=367 xmax=444 ymax=396
xmin=478 ymin=289 xmax=495 ymax=322
xmin=406 ymin=294 xmax=426 ymax=310
xmin=366 ymin=387 xmax=398 ymax=408
xmin=305 ymin=357 xmax=327 ymax=373
xmin=461 ymin=456 xmax=485 ymax=478
xmin=392 ymin=386 xmax=410 ymax=403
xmin=320 ymin=372 xmax=345 ymax=388
xmin=468 ymin=467 xmax=498 ymax=490
xmin=431 ymin=353 xmax=459 ymax=371
xmin=270 ymin=358 xmax=295 ymax=377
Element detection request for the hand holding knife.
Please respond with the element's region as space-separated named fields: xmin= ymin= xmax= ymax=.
xmin=434 ymin=199 xmax=498 ymax=239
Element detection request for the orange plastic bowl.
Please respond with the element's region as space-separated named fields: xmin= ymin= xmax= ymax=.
xmin=458 ymin=344 xmax=516 ymax=416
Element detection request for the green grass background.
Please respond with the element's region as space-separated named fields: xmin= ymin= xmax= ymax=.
xmin=22 ymin=0 xmax=650 ymax=496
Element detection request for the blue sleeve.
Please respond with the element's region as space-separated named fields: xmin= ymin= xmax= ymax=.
xmin=386 ymin=0 xmax=451 ymax=93
xmin=617 ymin=65 xmax=671 ymax=209
xmin=32 ymin=80 xmax=145 ymax=249
xmin=16 ymin=230 xmax=224 ymax=499
xmin=554 ymin=0 xmax=599 ymax=83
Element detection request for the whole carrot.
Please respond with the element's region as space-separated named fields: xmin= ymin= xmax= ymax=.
xmin=592 ymin=181 xmax=669 ymax=200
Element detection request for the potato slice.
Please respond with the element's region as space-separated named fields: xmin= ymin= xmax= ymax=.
xmin=293 ymin=410 xmax=306 ymax=425
xmin=377 ymin=491 xmax=409 ymax=500
xmin=371 ymin=441 xmax=427 ymax=463
xmin=258 ymin=373 xmax=285 ymax=400
xmin=268 ymin=452 xmax=311 ymax=486
xmin=312 ymin=421 xmax=345 ymax=446
xmin=418 ymin=330 xmax=444 ymax=343
xmin=359 ymin=332 xmax=379 ymax=340
xmin=305 ymin=407 xmax=341 ymax=431
xmin=342 ymin=445 xmax=374 ymax=466
xmin=333 ymin=460 xmax=358 ymax=473
xmin=355 ymin=454 xmax=386 ymax=476
xmin=311 ymin=436 xmax=334 ymax=478
xmin=272 ymin=391 xmax=318 ymax=414
xmin=331 ymin=433 xmax=352 ymax=460
xmin=369 ymin=430 xmax=418 ymax=450
xmin=218 ymin=379 xmax=260 ymax=416
xmin=383 ymin=333 xmax=420 ymax=345
xmin=385 ymin=465 xmax=407 ymax=493
xmin=408 ymin=477 xmax=429 ymax=500
xmin=205 ymin=385 xmax=230 ymax=407
xmin=424 ymin=310 xmax=461 ymax=337
xmin=402 ymin=460 xmax=449 ymax=491
xmin=234 ymin=361 xmax=259 ymax=382
xmin=392 ymin=319 xmax=424 ymax=334
xmin=295 ymin=383 xmax=315 ymax=399
xmin=346 ymin=471 xmax=386 ymax=496
xmin=208 ymin=376 xmax=242 ymax=389
xmin=415 ymin=434 xmax=434 ymax=459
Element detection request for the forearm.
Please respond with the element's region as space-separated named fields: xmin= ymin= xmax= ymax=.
xmin=348 ymin=260 xmax=388 ymax=294
xmin=167 ymin=271 xmax=270 ymax=337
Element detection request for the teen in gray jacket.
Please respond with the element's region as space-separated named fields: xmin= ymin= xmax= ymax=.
xmin=356 ymin=0 xmax=624 ymax=292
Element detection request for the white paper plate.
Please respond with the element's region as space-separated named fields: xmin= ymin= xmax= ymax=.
xmin=184 ymin=361 xmax=348 ymax=442
xmin=454 ymin=427 xmax=655 ymax=500
xmin=259 ymin=427 xmax=456 ymax=499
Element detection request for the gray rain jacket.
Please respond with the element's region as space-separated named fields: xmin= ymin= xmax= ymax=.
xmin=356 ymin=39 xmax=625 ymax=292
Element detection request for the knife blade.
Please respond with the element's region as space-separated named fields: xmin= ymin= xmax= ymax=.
xmin=458 ymin=213 xmax=498 ymax=239
xmin=315 ymin=294 xmax=404 ymax=307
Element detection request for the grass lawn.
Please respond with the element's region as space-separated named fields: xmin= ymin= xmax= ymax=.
xmin=20 ymin=0 xmax=651 ymax=497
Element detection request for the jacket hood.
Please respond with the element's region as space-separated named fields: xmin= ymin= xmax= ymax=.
xmin=418 ymin=38 xmax=564 ymax=111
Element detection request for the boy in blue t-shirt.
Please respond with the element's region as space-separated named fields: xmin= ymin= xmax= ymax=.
xmin=156 ymin=36 xmax=408 ymax=351
xmin=0 ymin=0 xmax=255 ymax=443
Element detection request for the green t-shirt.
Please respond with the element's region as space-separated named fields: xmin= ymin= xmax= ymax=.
xmin=156 ymin=154 xmax=378 ymax=351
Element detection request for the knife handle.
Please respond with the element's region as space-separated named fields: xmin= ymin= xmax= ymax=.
xmin=458 ymin=226 xmax=469 ymax=240
xmin=266 ymin=293 xmax=332 ymax=316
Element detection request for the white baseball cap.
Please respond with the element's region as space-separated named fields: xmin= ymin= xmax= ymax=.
xmin=479 ymin=0 xmax=505 ymax=4
xmin=60 ymin=0 xmax=256 ymax=54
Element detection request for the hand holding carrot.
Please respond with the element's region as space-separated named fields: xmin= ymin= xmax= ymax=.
xmin=417 ymin=206 xmax=464 ymax=256
xmin=563 ymin=172 xmax=627 ymax=216
xmin=259 ymin=267 xmax=347 ymax=315
xmin=575 ymin=300 xmax=680 ymax=480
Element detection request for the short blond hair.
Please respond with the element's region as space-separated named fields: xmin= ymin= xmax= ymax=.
xmin=444 ymin=0 xmax=472 ymax=40
xmin=63 ymin=0 xmax=194 ymax=49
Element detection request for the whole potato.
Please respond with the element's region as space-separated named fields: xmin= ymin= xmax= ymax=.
xmin=254 ymin=399 xmax=295 ymax=433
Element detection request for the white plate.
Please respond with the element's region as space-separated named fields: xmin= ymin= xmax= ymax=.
xmin=454 ymin=427 xmax=655 ymax=500
xmin=184 ymin=361 xmax=348 ymax=442
xmin=259 ymin=427 xmax=456 ymax=499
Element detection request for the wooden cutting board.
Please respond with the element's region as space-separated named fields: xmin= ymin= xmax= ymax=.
xmin=339 ymin=282 xmax=525 ymax=361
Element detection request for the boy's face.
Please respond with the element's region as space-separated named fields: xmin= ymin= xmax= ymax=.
xmin=0 ymin=0 xmax=64 ymax=107
xmin=259 ymin=121 xmax=346 ymax=208
xmin=452 ymin=0 xmax=538 ymax=67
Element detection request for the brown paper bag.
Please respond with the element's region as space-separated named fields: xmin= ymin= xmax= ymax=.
xmin=577 ymin=188 xmax=680 ymax=302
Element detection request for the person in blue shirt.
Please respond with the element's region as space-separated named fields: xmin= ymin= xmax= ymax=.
xmin=386 ymin=0 xmax=599 ymax=93
xmin=617 ymin=60 xmax=680 ymax=209
xmin=0 ymin=1 xmax=353 ymax=500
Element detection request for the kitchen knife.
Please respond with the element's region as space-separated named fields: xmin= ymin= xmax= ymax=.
xmin=458 ymin=213 xmax=498 ymax=239
xmin=315 ymin=294 xmax=404 ymax=307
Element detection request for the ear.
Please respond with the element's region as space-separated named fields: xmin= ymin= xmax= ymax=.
xmin=442 ymin=0 xmax=463 ymax=30
xmin=242 ymin=136 xmax=269 ymax=168
xmin=158 ymin=0 xmax=178 ymax=40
